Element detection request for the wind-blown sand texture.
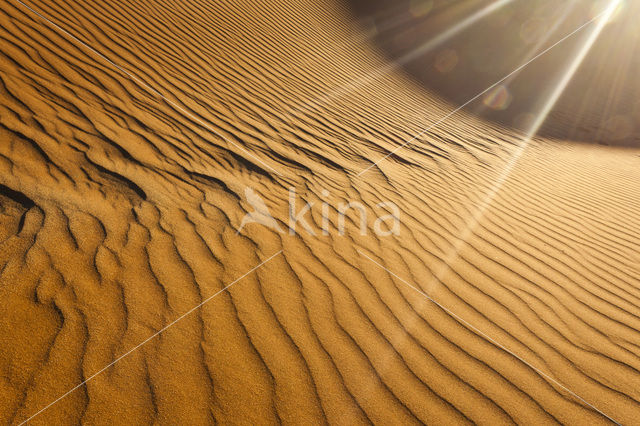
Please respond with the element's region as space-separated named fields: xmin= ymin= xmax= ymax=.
xmin=1 ymin=0 xmax=640 ymax=424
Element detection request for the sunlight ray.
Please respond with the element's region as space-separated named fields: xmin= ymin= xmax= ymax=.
xmin=397 ymin=0 xmax=516 ymax=67
xmin=349 ymin=2 xmax=622 ymax=403
xmin=422 ymin=0 xmax=622 ymax=281
xmin=473 ymin=0 xmax=578 ymax=116
xmin=523 ymin=0 xmax=621 ymax=137
xmin=302 ymin=0 xmax=516 ymax=113
xmin=398 ymin=0 xmax=623 ymax=346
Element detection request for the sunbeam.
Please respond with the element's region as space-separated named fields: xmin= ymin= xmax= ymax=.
xmin=523 ymin=0 xmax=622 ymax=137
xmin=390 ymin=0 xmax=624 ymax=394
xmin=428 ymin=0 xmax=623 ymax=279
xmin=349 ymin=4 xmax=624 ymax=410
xmin=397 ymin=0 xmax=517 ymax=67
xmin=299 ymin=0 xmax=516 ymax=114
xmin=473 ymin=1 xmax=577 ymax=116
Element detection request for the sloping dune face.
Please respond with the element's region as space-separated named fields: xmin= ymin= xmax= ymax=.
xmin=1 ymin=0 xmax=640 ymax=424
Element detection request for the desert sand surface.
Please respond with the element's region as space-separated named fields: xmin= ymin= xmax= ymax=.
xmin=1 ymin=0 xmax=640 ymax=424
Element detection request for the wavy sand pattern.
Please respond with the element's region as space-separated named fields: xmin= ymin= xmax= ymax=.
xmin=1 ymin=0 xmax=640 ymax=424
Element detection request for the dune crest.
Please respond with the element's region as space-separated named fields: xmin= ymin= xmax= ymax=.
xmin=1 ymin=0 xmax=639 ymax=424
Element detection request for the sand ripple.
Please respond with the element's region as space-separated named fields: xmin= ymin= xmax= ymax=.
xmin=0 ymin=0 xmax=639 ymax=424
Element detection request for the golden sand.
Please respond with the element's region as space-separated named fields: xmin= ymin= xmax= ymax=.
xmin=0 ymin=0 xmax=639 ymax=424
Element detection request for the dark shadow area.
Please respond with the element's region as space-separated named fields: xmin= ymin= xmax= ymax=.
xmin=0 ymin=183 xmax=35 ymax=210
xmin=346 ymin=0 xmax=640 ymax=146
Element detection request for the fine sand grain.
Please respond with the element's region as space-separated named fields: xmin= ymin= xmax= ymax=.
xmin=1 ymin=0 xmax=639 ymax=424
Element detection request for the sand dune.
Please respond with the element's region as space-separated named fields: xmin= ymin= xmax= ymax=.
xmin=1 ymin=0 xmax=640 ymax=424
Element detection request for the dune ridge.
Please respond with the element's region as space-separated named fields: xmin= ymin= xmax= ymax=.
xmin=1 ymin=0 xmax=640 ymax=424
